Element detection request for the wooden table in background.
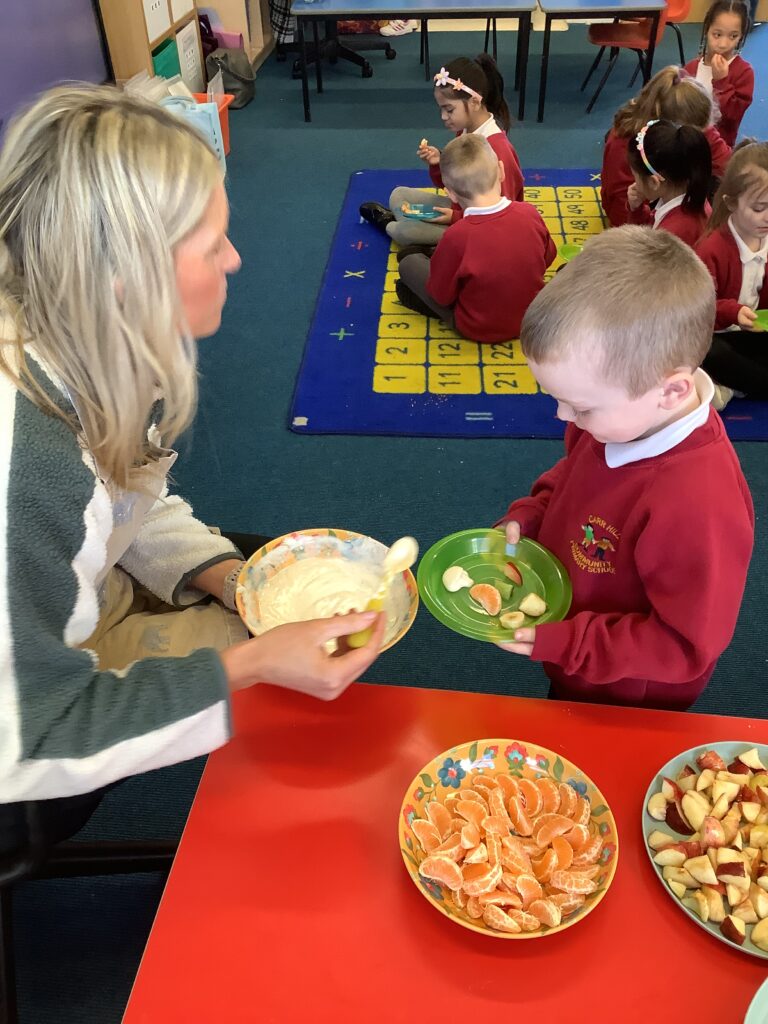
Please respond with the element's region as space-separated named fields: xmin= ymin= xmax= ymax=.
xmin=123 ymin=683 xmax=768 ymax=1023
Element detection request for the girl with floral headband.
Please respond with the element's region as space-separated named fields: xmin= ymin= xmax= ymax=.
xmin=684 ymin=0 xmax=753 ymax=148
xmin=359 ymin=54 xmax=524 ymax=254
xmin=601 ymin=65 xmax=731 ymax=228
xmin=626 ymin=119 xmax=712 ymax=247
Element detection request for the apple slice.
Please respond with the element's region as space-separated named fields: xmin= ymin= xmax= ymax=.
xmin=751 ymin=773 xmax=768 ymax=791
xmin=701 ymin=885 xmax=727 ymax=923
xmin=721 ymin=805 xmax=743 ymax=844
xmin=668 ymin=879 xmax=687 ymax=899
xmin=518 ymin=593 xmax=547 ymax=617
xmin=757 ymin=809 xmax=768 ymax=825
xmin=697 ymin=750 xmax=727 ymax=772
xmin=700 ymin=816 xmax=726 ymax=849
xmin=751 ymin=825 xmax=768 ymax=849
xmin=654 ymin=848 xmax=687 ymax=867
xmin=647 ymin=829 xmax=678 ymax=851
xmin=647 ymin=793 xmax=668 ymax=821
xmin=720 ymin=915 xmax=747 ymax=946
xmin=716 ymin=860 xmax=750 ymax=892
xmin=757 ymin=786 xmax=768 ymax=809
xmin=503 ymin=562 xmax=523 ymax=587
xmin=661 ymin=777 xmax=683 ymax=802
xmin=742 ymin=802 xmax=762 ymax=824
xmin=727 ymin=759 xmax=752 ymax=776
xmin=710 ymin=794 xmax=730 ymax=820
xmin=738 ymin=749 xmax=767 ymax=772
xmin=696 ymin=768 xmax=716 ymax=792
xmin=753 ymin=917 xmax=768 ymax=952
xmin=732 ymin=897 xmax=758 ymax=924
xmin=665 ymin=800 xmax=693 ymax=836
xmin=682 ymin=793 xmax=709 ymax=832
xmin=684 ymin=855 xmax=718 ymax=886
xmin=716 ymin=848 xmax=743 ymax=865
xmin=682 ymin=890 xmax=710 ymax=922
xmin=711 ymin=780 xmax=741 ymax=806
xmin=662 ymin=866 xmax=697 ymax=888
xmin=750 ymin=884 xmax=768 ymax=919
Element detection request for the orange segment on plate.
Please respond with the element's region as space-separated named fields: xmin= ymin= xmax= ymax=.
xmin=400 ymin=738 xmax=619 ymax=939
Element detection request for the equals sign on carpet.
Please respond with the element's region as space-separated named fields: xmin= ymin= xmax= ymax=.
xmin=465 ymin=411 xmax=494 ymax=422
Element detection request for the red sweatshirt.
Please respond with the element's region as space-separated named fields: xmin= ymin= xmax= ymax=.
xmin=684 ymin=56 xmax=754 ymax=148
xmin=497 ymin=412 xmax=754 ymax=709
xmin=696 ymin=223 xmax=768 ymax=330
xmin=430 ymin=127 xmax=525 ymax=225
xmin=428 ymin=201 xmax=555 ymax=343
xmin=627 ymin=198 xmax=711 ymax=247
xmin=601 ymin=127 xmax=731 ymax=227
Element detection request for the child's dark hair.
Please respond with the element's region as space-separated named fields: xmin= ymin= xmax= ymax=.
xmin=700 ymin=0 xmax=750 ymax=54
xmin=627 ymin=120 xmax=712 ymax=213
xmin=440 ymin=55 xmax=510 ymax=132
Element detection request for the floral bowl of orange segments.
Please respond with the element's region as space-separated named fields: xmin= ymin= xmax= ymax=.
xmin=399 ymin=739 xmax=619 ymax=938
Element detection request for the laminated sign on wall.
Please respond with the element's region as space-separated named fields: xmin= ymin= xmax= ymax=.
xmin=176 ymin=19 xmax=205 ymax=93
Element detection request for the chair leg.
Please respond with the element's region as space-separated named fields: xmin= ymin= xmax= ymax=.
xmin=671 ymin=23 xmax=685 ymax=64
xmin=0 ymin=888 xmax=18 ymax=1024
xmin=586 ymin=47 xmax=619 ymax=113
xmin=580 ymin=46 xmax=605 ymax=92
xmin=627 ymin=49 xmax=644 ymax=87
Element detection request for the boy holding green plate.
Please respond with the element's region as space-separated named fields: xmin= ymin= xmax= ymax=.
xmin=496 ymin=226 xmax=754 ymax=711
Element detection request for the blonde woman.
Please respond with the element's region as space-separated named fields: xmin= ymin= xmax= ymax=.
xmin=0 ymin=86 xmax=384 ymax=840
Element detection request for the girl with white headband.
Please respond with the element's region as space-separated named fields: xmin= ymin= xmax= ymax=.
xmin=359 ymin=54 xmax=524 ymax=255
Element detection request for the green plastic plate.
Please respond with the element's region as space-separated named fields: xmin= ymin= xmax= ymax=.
xmin=416 ymin=528 xmax=572 ymax=643
xmin=755 ymin=309 xmax=768 ymax=330
xmin=558 ymin=242 xmax=583 ymax=262
xmin=641 ymin=741 xmax=768 ymax=961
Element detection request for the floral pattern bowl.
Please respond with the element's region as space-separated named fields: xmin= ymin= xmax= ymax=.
xmin=399 ymin=738 xmax=619 ymax=938
xmin=236 ymin=528 xmax=419 ymax=653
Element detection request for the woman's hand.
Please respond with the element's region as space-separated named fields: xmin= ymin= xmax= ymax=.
xmin=738 ymin=306 xmax=758 ymax=330
xmin=710 ymin=54 xmax=729 ymax=81
xmin=627 ymin=183 xmax=644 ymax=212
xmin=417 ymin=143 xmax=441 ymax=166
xmin=220 ymin=611 xmax=386 ymax=701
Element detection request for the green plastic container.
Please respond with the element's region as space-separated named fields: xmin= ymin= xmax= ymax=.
xmin=417 ymin=528 xmax=572 ymax=643
xmin=152 ymin=38 xmax=181 ymax=79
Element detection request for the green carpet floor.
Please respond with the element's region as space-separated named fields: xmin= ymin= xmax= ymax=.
xmin=11 ymin=22 xmax=768 ymax=1022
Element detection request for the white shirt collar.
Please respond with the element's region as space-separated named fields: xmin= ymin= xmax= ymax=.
xmin=604 ymin=369 xmax=715 ymax=469
xmin=728 ymin=217 xmax=768 ymax=264
xmin=653 ymin=193 xmax=685 ymax=228
xmin=464 ymin=197 xmax=512 ymax=217
xmin=463 ymin=115 xmax=501 ymax=139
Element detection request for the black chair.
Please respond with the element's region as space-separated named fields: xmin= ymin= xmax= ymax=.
xmin=0 ymin=793 xmax=176 ymax=1024
xmin=277 ymin=20 xmax=396 ymax=79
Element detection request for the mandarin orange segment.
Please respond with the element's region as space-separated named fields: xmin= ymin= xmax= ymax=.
xmin=507 ymin=796 xmax=534 ymax=837
xmin=453 ymin=886 xmax=468 ymax=909
xmin=495 ymin=774 xmax=520 ymax=803
xmin=456 ymin=800 xmax=486 ymax=829
xmin=464 ymin=842 xmax=489 ymax=864
xmin=479 ymin=889 xmax=523 ymax=908
xmin=518 ymin=778 xmax=543 ymax=818
xmin=572 ymin=795 xmax=591 ymax=828
xmin=549 ymin=892 xmax=587 ymax=916
xmin=488 ymin=787 xmax=511 ymax=824
xmin=515 ymin=873 xmax=544 ymax=909
xmin=501 ymin=836 xmax=533 ymax=873
xmin=485 ymin=832 xmax=501 ymax=869
xmin=569 ymin=863 xmax=601 ymax=880
xmin=531 ymin=847 xmax=558 ymax=884
xmin=551 ymin=835 xmax=574 ymax=871
xmin=564 ymin=824 xmax=589 ymax=850
xmin=528 ymin=898 xmax=562 ymax=928
xmin=482 ymin=815 xmax=511 ymax=836
xmin=466 ymin=895 xmax=484 ymax=919
xmin=460 ymin=822 xmax=481 ymax=849
xmin=506 ymin=908 xmax=541 ymax=932
xmin=534 ymin=814 xmax=575 ymax=848
xmin=535 ymin=777 xmax=561 ymax=814
xmin=462 ymin=862 xmax=502 ymax=896
xmin=557 ymin=783 xmax=577 ymax=818
xmin=435 ymin=833 xmax=465 ymax=862
xmin=419 ymin=855 xmax=463 ymax=891
xmin=482 ymin=904 xmax=523 ymax=933
xmin=549 ymin=869 xmax=598 ymax=895
xmin=571 ymin=834 xmax=603 ymax=866
xmin=412 ymin=818 xmax=441 ymax=853
xmin=425 ymin=799 xmax=453 ymax=839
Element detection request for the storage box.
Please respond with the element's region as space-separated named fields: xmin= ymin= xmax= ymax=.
xmin=152 ymin=38 xmax=181 ymax=79
xmin=193 ymin=92 xmax=235 ymax=154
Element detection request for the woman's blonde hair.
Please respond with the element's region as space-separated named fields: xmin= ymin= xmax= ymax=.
xmin=613 ymin=66 xmax=718 ymax=138
xmin=707 ymin=140 xmax=768 ymax=234
xmin=0 ymin=84 xmax=223 ymax=489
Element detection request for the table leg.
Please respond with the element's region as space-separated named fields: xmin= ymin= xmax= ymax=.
xmin=644 ymin=11 xmax=660 ymax=82
xmin=514 ymin=15 xmax=522 ymax=91
xmin=299 ymin=18 xmax=311 ymax=123
xmin=312 ymin=20 xmax=323 ymax=94
xmin=424 ymin=21 xmax=430 ymax=80
xmin=537 ymin=14 xmax=552 ymax=122
xmin=517 ymin=12 xmax=530 ymax=121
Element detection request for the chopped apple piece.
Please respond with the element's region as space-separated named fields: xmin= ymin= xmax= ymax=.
xmin=661 ymin=778 xmax=683 ymax=802
xmin=662 ymin=866 xmax=697 ymax=888
xmin=684 ymin=855 xmax=718 ymax=886
xmin=750 ymin=884 xmax=768 ymax=919
xmin=716 ymin=848 xmax=743 ymax=865
xmin=665 ymin=800 xmax=693 ymax=836
xmin=738 ymin=749 xmax=767 ymax=772
xmin=711 ymin=780 xmax=741 ymax=805
xmin=720 ymin=914 xmax=746 ymax=946
xmin=701 ymin=885 xmax=726 ymax=923
xmin=682 ymin=792 xmax=708 ymax=832
xmin=648 ymin=829 xmax=677 ymax=851
xmin=721 ymin=805 xmax=742 ymax=844
xmin=682 ymin=890 xmax=709 ymax=922
xmin=727 ymin=759 xmax=752 ymax=776
xmin=710 ymin=794 xmax=730 ymax=820
xmin=700 ymin=816 xmax=726 ymax=849
xmin=742 ymin=802 xmax=762 ymax=824
xmin=654 ymin=848 xmax=687 ymax=867
xmin=697 ymin=750 xmax=727 ymax=772
xmin=517 ymin=593 xmax=547 ymax=617
xmin=753 ymin=917 xmax=768 ymax=951
xmin=668 ymin=879 xmax=687 ymax=899
xmin=696 ymin=769 xmax=716 ymax=792
xmin=647 ymin=793 xmax=668 ymax=821
xmin=732 ymin=897 xmax=758 ymax=924
xmin=757 ymin=786 xmax=768 ymax=808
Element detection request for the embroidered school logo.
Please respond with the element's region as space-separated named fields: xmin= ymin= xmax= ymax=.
xmin=571 ymin=516 xmax=621 ymax=575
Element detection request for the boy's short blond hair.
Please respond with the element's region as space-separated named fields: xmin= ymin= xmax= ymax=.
xmin=439 ymin=134 xmax=499 ymax=200
xmin=521 ymin=227 xmax=715 ymax=397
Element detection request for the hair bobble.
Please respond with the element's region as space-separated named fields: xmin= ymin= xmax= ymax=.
xmin=635 ymin=119 xmax=660 ymax=176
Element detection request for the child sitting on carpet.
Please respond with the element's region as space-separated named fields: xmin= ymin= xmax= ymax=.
xmin=359 ymin=54 xmax=524 ymax=254
xmin=684 ymin=0 xmax=754 ymax=148
xmin=625 ymin=119 xmax=712 ymax=247
xmin=696 ymin=141 xmax=768 ymax=405
xmin=602 ymin=65 xmax=731 ymax=227
xmin=495 ymin=227 xmax=754 ymax=711
xmin=396 ymin=134 xmax=554 ymax=343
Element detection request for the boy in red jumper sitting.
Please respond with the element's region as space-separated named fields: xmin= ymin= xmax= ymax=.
xmin=496 ymin=227 xmax=754 ymax=711
xmin=396 ymin=134 xmax=555 ymax=343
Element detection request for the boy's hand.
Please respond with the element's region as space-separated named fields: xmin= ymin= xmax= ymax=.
xmin=496 ymin=626 xmax=535 ymax=657
xmin=627 ymin=183 xmax=644 ymax=211
xmin=417 ymin=143 xmax=441 ymax=166
xmin=505 ymin=520 xmax=522 ymax=547
xmin=430 ymin=206 xmax=453 ymax=225
xmin=738 ymin=306 xmax=758 ymax=330
xmin=710 ymin=54 xmax=729 ymax=80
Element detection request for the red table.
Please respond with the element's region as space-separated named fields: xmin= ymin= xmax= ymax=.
xmin=123 ymin=683 xmax=768 ymax=1023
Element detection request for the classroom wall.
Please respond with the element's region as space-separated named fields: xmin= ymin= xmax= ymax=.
xmin=687 ymin=0 xmax=768 ymax=18
xmin=1 ymin=0 xmax=108 ymax=132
